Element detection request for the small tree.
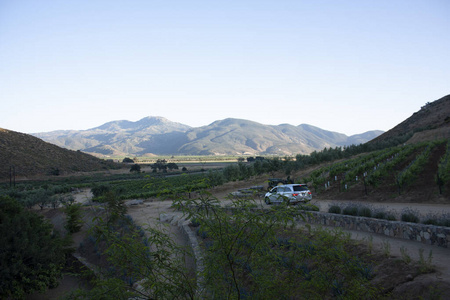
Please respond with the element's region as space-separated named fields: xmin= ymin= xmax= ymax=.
xmin=130 ymin=164 xmax=141 ymax=173
xmin=91 ymin=184 xmax=111 ymax=199
xmin=122 ymin=157 xmax=134 ymax=163
xmin=64 ymin=203 xmax=84 ymax=234
xmin=103 ymin=191 xmax=127 ymax=225
xmin=167 ymin=162 xmax=179 ymax=171
xmin=33 ymin=188 xmax=51 ymax=210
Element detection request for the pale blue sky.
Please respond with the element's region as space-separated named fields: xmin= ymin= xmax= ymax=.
xmin=1 ymin=0 xmax=449 ymax=135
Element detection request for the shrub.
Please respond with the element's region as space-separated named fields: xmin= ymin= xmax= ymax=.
xmin=438 ymin=219 xmax=450 ymax=227
xmin=386 ymin=213 xmax=397 ymax=221
xmin=91 ymin=184 xmax=111 ymax=198
xmin=423 ymin=213 xmax=450 ymax=227
xmin=401 ymin=208 xmax=420 ymax=223
xmin=343 ymin=205 xmax=358 ymax=216
xmin=373 ymin=210 xmax=387 ymax=220
xmin=328 ymin=205 xmax=341 ymax=214
xmin=358 ymin=206 xmax=372 ymax=218
xmin=423 ymin=217 xmax=439 ymax=226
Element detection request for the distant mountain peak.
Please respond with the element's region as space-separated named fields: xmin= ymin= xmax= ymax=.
xmin=92 ymin=116 xmax=191 ymax=132
xmin=32 ymin=116 xmax=383 ymax=156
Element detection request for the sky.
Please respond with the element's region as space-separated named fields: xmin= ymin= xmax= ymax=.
xmin=1 ymin=0 xmax=449 ymax=136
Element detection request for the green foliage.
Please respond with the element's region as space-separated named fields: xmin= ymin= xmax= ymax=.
xmin=401 ymin=208 xmax=420 ymax=223
xmin=423 ymin=213 xmax=450 ymax=227
xmin=437 ymin=141 xmax=450 ymax=193
xmin=397 ymin=143 xmax=435 ymax=193
xmin=373 ymin=210 xmax=387 ymax=220
xmin=418 ymin=248 xmax=434 ymax=273
xmin=298 ymin=203 xmax=320 ymax=211
xmin=151 ymin=159 xmax=168 ymax=172
xmin=64 ymin=203 xmax=84 ymax=234
xmin=0 ymin=196 xmax=65 ymax=299
xmin=328 ymin=205 xmax=341 ymax=214
xmin=328 ymin=203 xmax=400 ymax=222
xmin=32 ymin=188 xmax=52 ymax=210
xmin=173 ymin=194 xmax=380 ymax=299
xmin=400 ymin=246 xmax=412 ymax=264
xmin=129 ymin=163 xmax=141 ymax=173
xmin=122 ymin=157 xmax=134 ymax=163
xmin=70 ymin=209 xmax=196 ymax=299
xmin=342 ymin=205 xmax=358 ymax=216
xmin=358 ymin=206 xmax=372 ymax=218
xmin=167 ymin=162 xmax=179 ymax=170
xmin=102 ymin=191 xmax=127 ymax=224
xmin=91 ymin=184 xmax=111 ymax=199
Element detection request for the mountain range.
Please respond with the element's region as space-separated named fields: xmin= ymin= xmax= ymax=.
xmin=33 ymin=117 xmax=383 ymax=156
xmin=2 ymin=94 xmax=448 ymax=179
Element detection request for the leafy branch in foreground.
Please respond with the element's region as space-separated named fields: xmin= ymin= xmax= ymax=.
xmin=173 ymin=193 xmax=379 ymax=299
xmin=67 ymin=195 xmax=196 ymax=300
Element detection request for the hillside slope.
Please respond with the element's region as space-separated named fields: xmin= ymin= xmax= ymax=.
xmin=0 ymin=128 xmax=119 ymax=180
xmin=370 ymin=94 xmax=450 ymax=145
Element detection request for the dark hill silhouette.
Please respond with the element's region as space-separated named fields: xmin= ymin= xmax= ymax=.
xmin=0 ymin=128 xmax=119 ymax=180
xmin=370 ymin=94 xmax=450 ymax=145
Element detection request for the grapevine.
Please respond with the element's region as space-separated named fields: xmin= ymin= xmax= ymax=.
xmin=437 ymin=141 xmax=450 ymax=191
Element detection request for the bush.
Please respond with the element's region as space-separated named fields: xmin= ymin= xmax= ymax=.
xmin=386 ymin=213 xmax=397 ymax=221
xmin=343 ymin=205 xmax=358 ymax=216
xmin=122 ymin=157 xmax=134 ymax=163
xmin=129 ymin=164 xmax=141 ymax=173
xmin=358 ymin=206 xmax=372 ymax=218
xmin=423 ymin=213 xmax=450 ymax=227
xmin=91 ymin=184 xmax=111 ymax=198
xmin=328 ymin=205 xmax=341 ymax=214
xmin=401 ymin=208 xmax=420 ymax=223
xmin=373 ymin=210 xmax=387 ymax=220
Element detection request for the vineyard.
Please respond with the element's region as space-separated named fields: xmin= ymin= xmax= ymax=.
xmin=1 ymin=139 xmax=449 ymax=207
xmin=305 ymin=140 xmax=450 ymax=202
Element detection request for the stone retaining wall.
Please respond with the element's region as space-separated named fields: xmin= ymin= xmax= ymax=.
xmin=302 ymin=211 xmax=450 ymax=248
xmin=160 ymin=213 xmax=205 ymax=293
xmin=158 ymin=209 xmax=449 ymax=298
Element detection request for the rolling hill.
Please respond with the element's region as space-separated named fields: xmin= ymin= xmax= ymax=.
xmin=33 ymin=117 xmax=383 ymax=156
xmin=370 ymin=94 xmax=450 ymax=145
xmin=0 ymin=128 xmax=119 ymax=180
